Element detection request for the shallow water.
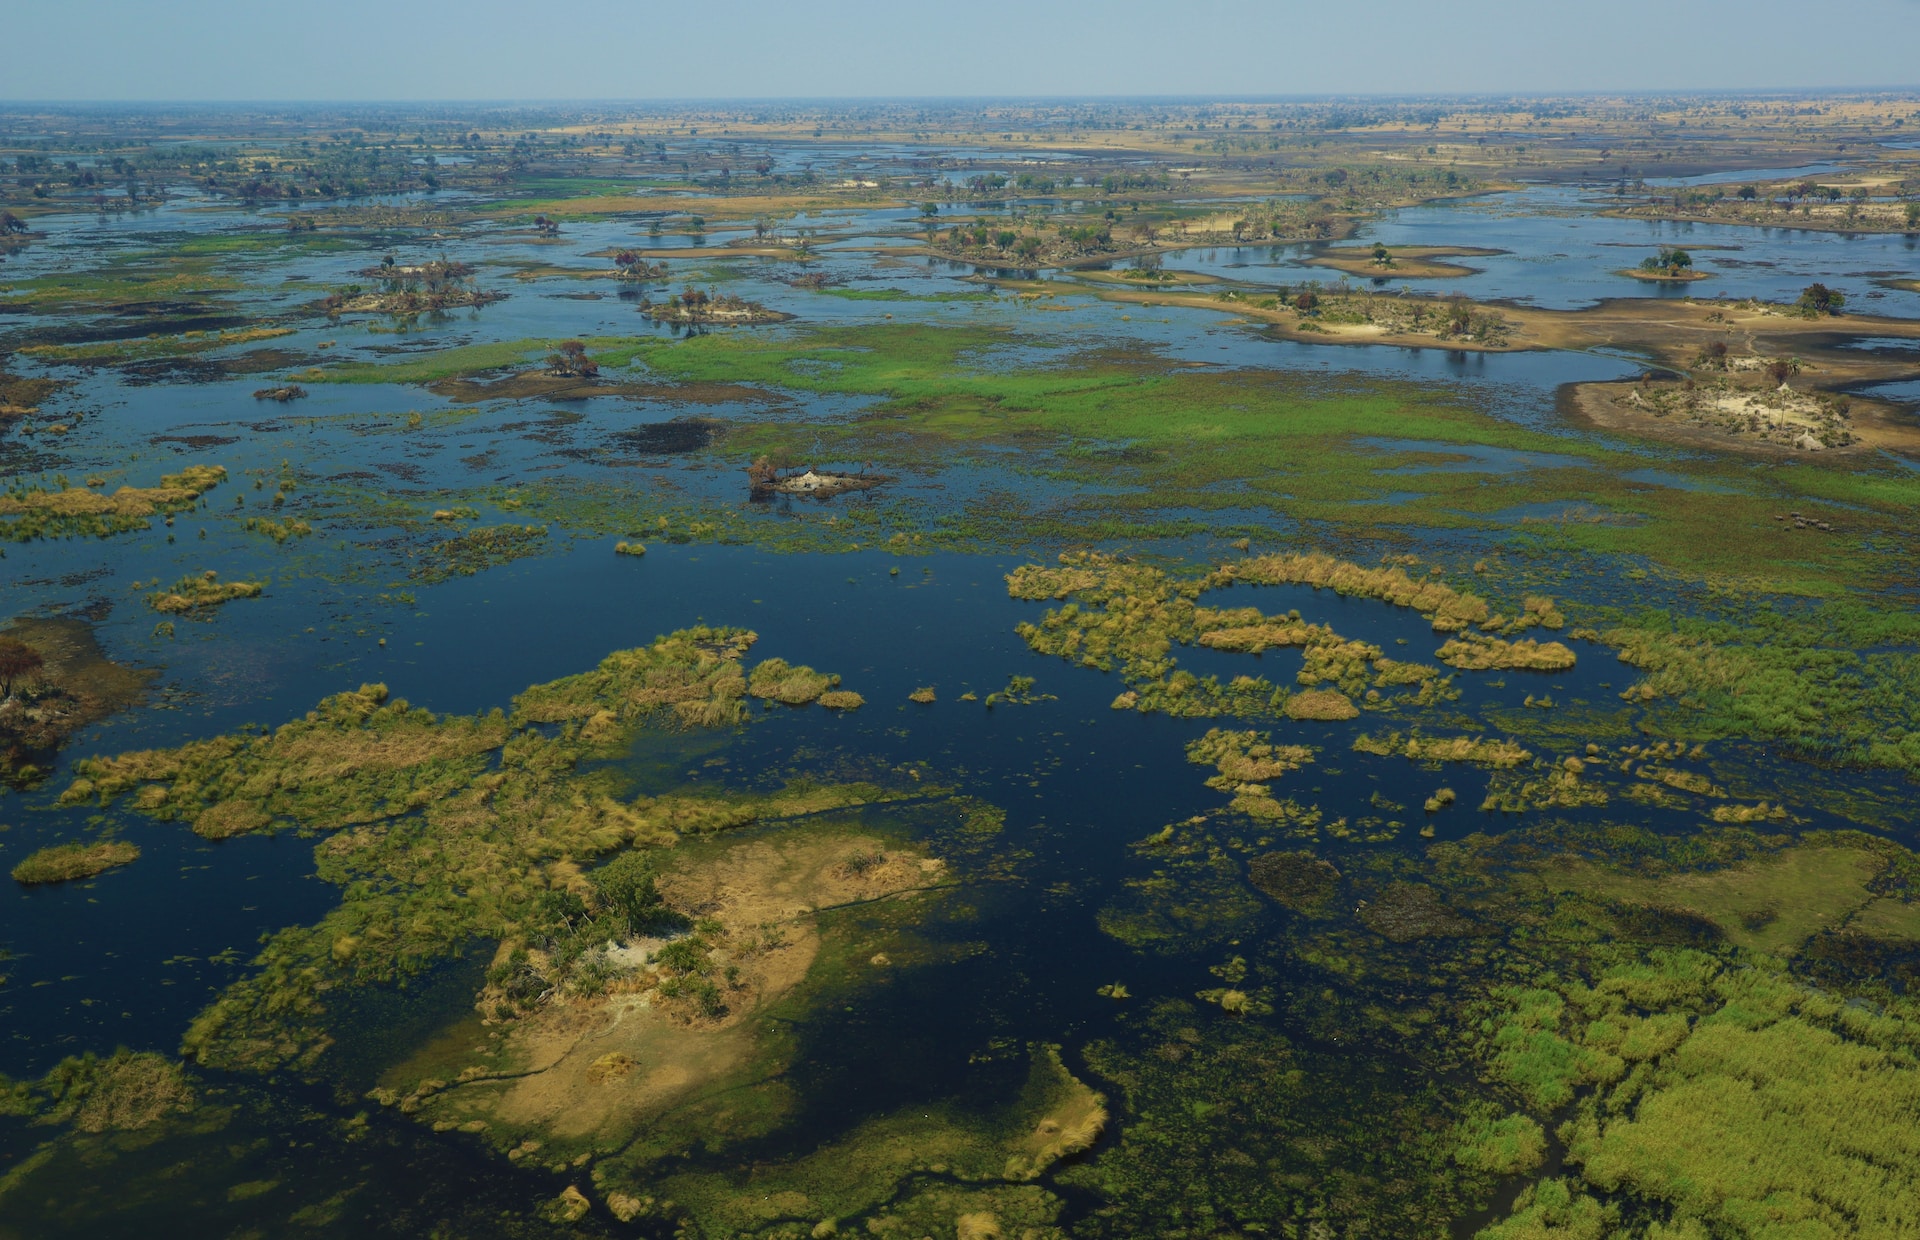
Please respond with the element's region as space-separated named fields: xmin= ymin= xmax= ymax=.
xmin=1142 ymin=184 xmax=1920 ymax=315
xmin=5 ymin=131 xmax=1919 ymax=1238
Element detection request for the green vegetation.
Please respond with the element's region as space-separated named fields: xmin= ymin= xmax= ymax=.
xmin=0 ymin=252 xmax=242 ymax=310
xmin=1008 ymin=551 xmax=1460 ymax=719
xmin=1477 ymin=952 xmax=1920 ymax=1238
xmin=0 ymin=1050 xmax=193 ymax=1133
xmin=20 ymin=326 xmax=293 ymax=366
xmin=410 ymin=524 xmax=548 ymax=583
xmin=58 ymin=627 xmax=896 ymax=1073
xmin=298 ymin=335 xmax=658 ymax=385
xmin=601 ymin=323 xmax=1920 ymax=594
xmin=10 ymin=839 xmax=140 ymax=884
xmin=1060 ymin=999 xmax=1478 ymax=1237
xmin=747 ymin=657 xmax=838 ymax=705
xmin=1604 ymin=598 xmax=1920 ymax=776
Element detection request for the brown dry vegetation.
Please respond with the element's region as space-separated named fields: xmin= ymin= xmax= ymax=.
xmin=0 ymin=616 xmax=154 ymax=783
xmin=409 ymin=829 xmax=950 ymax=1156
xmin=0 ymin=464 xmax=226 ymax=541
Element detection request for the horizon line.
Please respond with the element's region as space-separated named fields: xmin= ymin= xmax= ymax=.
xmin=4 ymin=87 xmax=1920 ymax=110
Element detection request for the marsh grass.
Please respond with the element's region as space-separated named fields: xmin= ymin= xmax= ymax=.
xmin=21 ymin=327 xmax=293 ymax=367
xmin=1477 ymin=948 xmax=1920 ymax=1238
xmin=10 ymin=839 xmax=139 ymax=884
xmin=747 ymin=657 xmax=836 ymax=705
xmin=144 ymin=570 xmax=263 ymax=614
xmin=1435 ymin=635 xmax=1577 ymax=672
xmin=0 ymin=464 xmax=225 ymax=542
xmin=60 ymin=627 xmax=889 ymax=1073
xmin=3 ymin=1050 xmax=194 ymax=1133
xmin=1010 ymin=552 xmax=1460 ymax=721
xmin=410 ymin=524 xmax=547 ymax=583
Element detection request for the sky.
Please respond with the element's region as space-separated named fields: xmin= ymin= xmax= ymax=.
xmin=6 ymin=0 xmax=1920 ymax=101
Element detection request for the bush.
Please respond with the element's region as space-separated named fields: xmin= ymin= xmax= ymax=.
xmin=589 ymin=851 xmax=688 ymax=937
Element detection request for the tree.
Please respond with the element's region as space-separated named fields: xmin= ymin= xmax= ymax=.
xmin=0 ymin=638 xmax=44 ymax=699
xmin=1907 ymin=201 xmax=1920 ymax=231
xmin=1737 ymin=184 xmax=1758 ymax=201
xmin=919 ymin=201 xmax=940 ymax=218
xmin=547 ymin=340 xmax=598 ymax=377
xmin=1796 ymin=283 xmax=1844 ymax=316
xmin=589 ymin=852 xmax=688 ymax=938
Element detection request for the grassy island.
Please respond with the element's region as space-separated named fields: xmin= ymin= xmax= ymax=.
xmin=11 ymin=839 xmax=140 ymax=884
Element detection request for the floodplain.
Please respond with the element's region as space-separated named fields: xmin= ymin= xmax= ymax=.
xmin=3 ymin=94 xmax=1920 ymax=1240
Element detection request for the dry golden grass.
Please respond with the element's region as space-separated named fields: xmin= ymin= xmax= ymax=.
xmin=1435 ymin=636 xmax=1577 ymax=672
xmin=1222 ymin=553 xmax=1490 ymax=628
xmin=1285 ymin=690 xmax=1359 ymax=721
xmin=1355 ymin=731 xmax=1533 ymax=767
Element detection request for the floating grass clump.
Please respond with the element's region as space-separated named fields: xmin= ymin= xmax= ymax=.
xmin=747 ymin=657 xmax=837 ymax=705
xmin=985 ymin=675 xmax=1054 ymax=707
xmin=1435 ymin=635 xmax=1577 ymax=672
xmin=10 ymin=839 xmax=140 ymax=884
xmin=1220 ymin=552 xmax=1491 ymax=630
xmin=0 ymin=465 xmax=225 ymax=541
xmin=1010 ymin=552 xmax=1464 ymax=721
xmin=1354 ymin=731 xmax=1533 ymax=768
xmin=410 ymin=523 xmax=547 ymax=583
xmin=1285 ymin=689 xmax=1359 ymax=720
xmin=144 ymin=570 xmax=263 ymax=614
xmin=1186 ymin=729 xmax=1316 ymax=789
xmin=242 ymin=516 xmax=311 ymax=543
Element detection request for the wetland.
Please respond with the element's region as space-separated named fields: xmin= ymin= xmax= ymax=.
xmin=4 ymin=93 xmax=1920 ymax=1239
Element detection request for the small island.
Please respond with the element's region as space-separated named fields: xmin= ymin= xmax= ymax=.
xmin=747 ymin=457 xmax=887 ymax=499
xmin=1303 ymin=243 xmax=1502 ymax=280
xmin=1620 ymin=247 xmax=1709 ymax=282
xmin=12 ymin=840 xmax=141 ymax=885
xmin=321 ymin=258 xmax=506 ymax=316
xmin=641 ymin=286 xmax=792 ymax=326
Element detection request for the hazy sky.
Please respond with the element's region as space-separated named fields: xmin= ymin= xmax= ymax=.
xmin=8 ymin=0 xmax=1920 ymax=101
